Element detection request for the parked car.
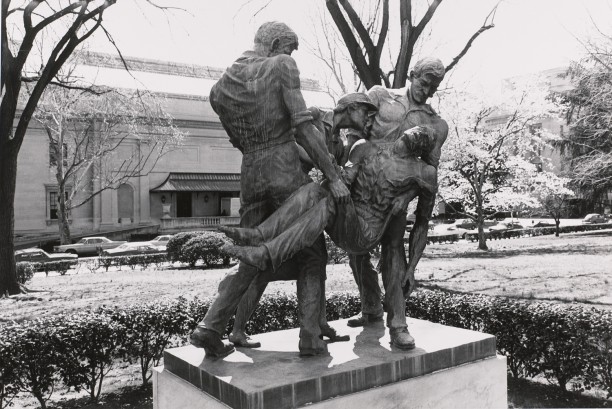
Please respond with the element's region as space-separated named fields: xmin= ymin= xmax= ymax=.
xmin=430 ymin=221 xmax=473 ymax=239
xmin=453 ymin=218 xmax=477 ymax=230
xmin=54 ymin=237 xmax=126 ymax=256
xmin=442 ymin=224 xmax=472 ymax=239
xmin=582 ymin=213 xmax=607 ymax=224
xmin=15 ymin=248 xmax=78 ymax=263
xmin=146 ymin=235 xmax=173 ymax=251
xmin=489 ymin=221 xmax=525 ymax=231
xmin=530 ymin=220 xmax=556 ymax=228
xmin=101 ymin=243 xmax=163 ymax=257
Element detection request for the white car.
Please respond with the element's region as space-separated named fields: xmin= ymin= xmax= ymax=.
xmin=582 ymin=214 xmax=607 ymax=224
xmin=101 ymin=242 xmax=163 ymax=257
xmin=147 ymin=235 xmax=173 ymax=251
xmin=489 ymin=221 xmax=525 ymax=231
xmin=54 ymin=237 xmax=126 ymax=256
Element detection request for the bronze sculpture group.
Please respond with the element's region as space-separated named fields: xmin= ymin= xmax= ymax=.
xmin=189 ymin=21 xmax=448 ymax=359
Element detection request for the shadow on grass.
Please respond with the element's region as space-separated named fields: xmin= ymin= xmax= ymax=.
xmin=171 ymin=262 xmax=237 ymax=271
xmin=429 ymin=245 xmax=606 ymax=259
xmin=508 ymin=377 xmax=611 ymax=408
xmin=418 ymin=284 xmax=612 ymax=309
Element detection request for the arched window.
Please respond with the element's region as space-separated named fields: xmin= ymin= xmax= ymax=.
xmin=117 ymin=184 xmax=134 ymax=220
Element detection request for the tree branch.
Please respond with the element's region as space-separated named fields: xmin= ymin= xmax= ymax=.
xmin=22 ymin=77 xmax=111 ymax=95
xmin=446 ymin=3 xmax=497 ymax=73
xmin=375 ymin=0 xmax=389 ymax=61
xmin=326 ymin=0 xmax=378 ymax=88
xmin=412 ymin=0 xmax=442 ymax=40
xmin=338 ymin=0 xmax=376 ymax=63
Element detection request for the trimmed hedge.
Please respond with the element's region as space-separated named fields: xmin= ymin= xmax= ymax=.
xmin=427 ymin=234 xmax=459 ymax=244
xmin=97 ymin=253 xmax=167 ymax=272
xmin=16 ymin=260 xmax=78 ymax=281
xmin=407 ymin=290 xmax=612 ymax=395
xmin=99 ymin=298 xmax=192 ymax=386
xmin=166 ymin=231 xmax=207 ymax=262
xmin=466 ymin=223 xmax=612 ymax=242
xmin=2 ymin=290 xmax=612 ymax=407
xmin=34 ymin=260 xmax=76 ymax=276
xmin=167 ymin=231 xmax=230 ymax=267
xmin=182 ymin=232 xmax=229 ymax=267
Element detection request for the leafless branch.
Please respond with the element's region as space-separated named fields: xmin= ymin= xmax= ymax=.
xmin=446 ymin=2 xmax=498 ymax=73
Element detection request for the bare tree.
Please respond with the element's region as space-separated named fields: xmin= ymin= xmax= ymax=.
xmin=1 ymin=0 xmax=177 ymax=296
xmin=305 ymin=7 xmax=356 ymax=103
xmin=32 ymin=73 xmax=183 ymax=245
xmin=325 ymin=0 xmax=498 ymax=89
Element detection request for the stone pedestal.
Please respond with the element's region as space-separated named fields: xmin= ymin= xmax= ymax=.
xmin=153 ymin=318 xmax=507 ymax=409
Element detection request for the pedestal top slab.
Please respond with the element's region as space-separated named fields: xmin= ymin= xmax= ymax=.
xmin=163 ymin=318 xmax=496 ymax=409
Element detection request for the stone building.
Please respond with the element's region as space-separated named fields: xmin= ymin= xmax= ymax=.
xmin=14 ymin=53 xmax=333 ymax=242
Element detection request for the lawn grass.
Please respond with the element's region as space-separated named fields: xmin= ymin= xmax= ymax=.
xmin=3 ymin=228 xmax=612 ymax=408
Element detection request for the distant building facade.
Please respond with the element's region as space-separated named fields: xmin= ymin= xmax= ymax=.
xmin=13 ymin=53 xmax=333 ymax=240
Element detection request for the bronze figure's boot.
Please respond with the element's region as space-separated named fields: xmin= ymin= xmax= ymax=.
xmin=347 ymin=312 xmax=384 ymax=328
xmin=389 ymin=327 xmax=416 ymax=350
xmin=222 ymin=244 xmax=270 ymax=271
xmin=229 ymin=330 xmax=261 ymax=348
xmin=298 ymin=336 xmax=329 ymax=357
xmin=319 ymin=324 xmax=350 ymax=343
xmin=218 ymin=226 xmax=264 ymax=246
xmin=190 ymin=326 xmax=235 ymax=358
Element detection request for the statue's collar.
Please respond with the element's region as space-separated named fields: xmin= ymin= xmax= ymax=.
xmin=404 ymin=88 xmax=436 ymax=115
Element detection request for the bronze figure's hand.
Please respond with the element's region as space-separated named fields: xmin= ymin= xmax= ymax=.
xmin=403 ymin=267 xmax=416 ymax=298
xmin=328 ymin=178 xmax=350 ymax=204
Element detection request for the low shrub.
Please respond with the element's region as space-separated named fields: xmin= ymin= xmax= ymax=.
xmin=95 ymin=254 xmax=167 ymax=272
xmin=427 ymin=234 xmax=459 ymax=244
xmin=407 ymin=289 xmax=612 ymax=396
xmin=166 ymin=231 xmax=207 ymax=262
xmin=4 ymin=289 xmax=612 ymax=405
xmin=466 ymin=223 xmax=611 ymax=242
xmin=0 ymin=318 xmax=65 ymax=409
xmin=15 ymin=262 xmax=34 ymax=285
xmin=98 ymin=257 xmax=114 ymax=272
xmin=181 ymin=232 xmax=228 ymax=267
xmin=57 ymin=313 xmax=126 ymax=402
xmin=183 ymin=291 xmax=360 ymax=337
xmin=584 ymin=309 xmax=612 ymax=398
xmin=34 ymin=260 xmax=76 ymax=276
xmin=99 ymin=298 xmax=192 ymax=386
xmin=122 ymin=255 xmax=141 ymax=270
xmin=0 ymin=329 xmax=22 ymax=409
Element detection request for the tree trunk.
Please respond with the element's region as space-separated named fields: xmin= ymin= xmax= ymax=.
xmin=57 ymin=206 xmax=72 ymax=245
xmin=33 ymin=392 xmax=47 ymax=409
xmin=0 ymin=147 xmax=21 ymax=296
xmin=477 ymin=224 xmax=488 ymax=250
xmin=555 ymin=219 xmax=560 ymax=237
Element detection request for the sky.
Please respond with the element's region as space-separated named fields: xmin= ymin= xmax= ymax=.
xmin=77 ymin=0 xmax=612 ymax=93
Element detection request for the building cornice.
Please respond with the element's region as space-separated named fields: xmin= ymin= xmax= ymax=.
xmin=81 ymin=51 xmax=323 ymax=92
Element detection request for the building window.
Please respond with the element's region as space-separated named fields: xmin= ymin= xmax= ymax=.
xmin=49 ymin=191 xmax=58 ymax=219
xmin=46 ymin=189 xmax=70 ymax=221
xmin=49 ymin=142 xmax=68 ymax=167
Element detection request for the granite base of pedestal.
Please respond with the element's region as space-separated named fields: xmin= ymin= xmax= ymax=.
xmin=153 ymin=318 xmax=507 ymax=409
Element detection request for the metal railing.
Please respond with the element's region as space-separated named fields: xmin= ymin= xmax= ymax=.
xmin=160 ymin=216 xmax=240 ymax=230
